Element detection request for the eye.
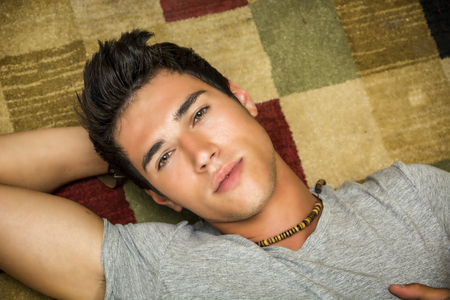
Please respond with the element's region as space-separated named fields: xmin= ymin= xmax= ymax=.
xmin=158 ymin=151 xmax=173 ymax=169
xmin=193 ymin=107 xmax=208 ymax=124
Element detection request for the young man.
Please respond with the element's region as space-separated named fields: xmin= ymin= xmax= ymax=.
xmin=0 ymin=30 xmax=449 ymax=300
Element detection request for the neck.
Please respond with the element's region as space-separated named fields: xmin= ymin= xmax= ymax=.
xmin=210 ymin=153 xmax=322 ymax=251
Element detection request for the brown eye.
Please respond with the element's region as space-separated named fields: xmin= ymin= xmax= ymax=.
xmin=193 ymin=107 xmax=208 ymax=124
xmin=158 ymin=151 xmax=172 ymax=169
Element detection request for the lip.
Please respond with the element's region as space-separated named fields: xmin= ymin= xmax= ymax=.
xmin=213 ymin=158 xmax=243 ymax=194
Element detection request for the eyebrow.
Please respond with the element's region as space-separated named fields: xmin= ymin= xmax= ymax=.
xmin=142 ymin=140 xmax=164 ymax=172
xmin=174 ymin=90 xmax=206 ymax=121
xmin=142 ymin=90 xmax=206 ymax=172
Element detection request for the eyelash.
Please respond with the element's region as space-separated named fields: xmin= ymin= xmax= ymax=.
xmin=158 ymin=151 xmax=173 ymax=169
xmin=193 ymin=106 xmax=208 ymax=124
xmin=158 ymin=106 xmax=209 ymax=170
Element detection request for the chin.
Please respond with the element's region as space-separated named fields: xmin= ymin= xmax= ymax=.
xmin=211 ymin=152 xmax=277 ymax=223
xmin=226 ymin=189 xmax=275 ymax=222
xmin=235 ymin=153 xmax=277 ymax=221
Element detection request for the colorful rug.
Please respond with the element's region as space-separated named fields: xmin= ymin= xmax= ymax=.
xmin=0 ymin=0 xmax=449 ymax=298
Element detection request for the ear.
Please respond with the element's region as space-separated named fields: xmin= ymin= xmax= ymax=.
xmin=228 ymin=79 xmax=258 ymax=117
xmin=145 ymin=190 xmax=183 ymax=212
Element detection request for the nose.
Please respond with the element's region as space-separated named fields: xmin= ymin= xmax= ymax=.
xmin=179 ymin=132 xmax=218 ymax=172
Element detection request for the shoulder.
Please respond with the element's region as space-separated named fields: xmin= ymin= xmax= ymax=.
xmin=361 ymin=161 xmax=449 ymax=191
xmin=365 ymin=162 xmax=450 ymax=236
xmin=101 ymin=220 xmax=222 ymax=298
xmin=366 ymin=162 xmax=450 ymax=201
xmin=103 ymin=219 xmax=214 ymax=245
xmin=390 ymin=161 xmax=450 ymax=186
xmin=336 ymin=162 xmax=450 ymax=217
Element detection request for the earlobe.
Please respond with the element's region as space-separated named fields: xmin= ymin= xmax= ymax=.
xmin=145 ymin=190 xmax=183 ymax=212
xmin=228 ymin=79 xmax=258 ymax=117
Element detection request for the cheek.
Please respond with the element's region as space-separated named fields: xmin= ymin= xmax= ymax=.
xmin=209 ymin=113 xmax=255 ymax=145
xmin=151 ymin=159 xmax=200 ymax=202
xmin=202 ymin=114 xmax=230 ymax=140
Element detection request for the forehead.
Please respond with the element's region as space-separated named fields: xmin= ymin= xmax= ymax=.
xmin=114 ymin=71 xmax=215 ymax=170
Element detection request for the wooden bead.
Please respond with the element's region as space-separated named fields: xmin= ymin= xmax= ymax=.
xmin=256 ymin=181 xmax=325 ymax=247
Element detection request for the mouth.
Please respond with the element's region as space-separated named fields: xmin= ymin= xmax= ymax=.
xmin=213 ymin=158 xmax=243 ymax=194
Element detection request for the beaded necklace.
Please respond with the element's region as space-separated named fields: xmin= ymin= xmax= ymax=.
xmin=256 ymin=179 xmax=325 ymax=247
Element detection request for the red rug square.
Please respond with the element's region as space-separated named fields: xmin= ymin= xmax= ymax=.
xmin=160 ymin=0 xmax=248 ymax=22
xmin=54 ymin=177 xmax=136 ymax=225
xmin=256 ymin=99 xmax=307 ymax=187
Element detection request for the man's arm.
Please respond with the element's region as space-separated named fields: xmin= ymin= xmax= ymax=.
xmin=0 ymin=126 xmax=108 ymax=299
xmin=0 ymin=185 xmax=106 ymax=299
xmin=0 ymin=126 xmax=108 ymax=192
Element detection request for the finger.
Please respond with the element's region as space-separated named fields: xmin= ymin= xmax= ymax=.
xmin=389 ymin=283 xmax=450 ymax=300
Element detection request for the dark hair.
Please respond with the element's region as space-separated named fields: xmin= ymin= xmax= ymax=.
xmin=78 ymin=29 xmax=238 ymax=196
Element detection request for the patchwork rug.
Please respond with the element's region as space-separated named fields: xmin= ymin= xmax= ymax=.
xmin=0 ymin=0 xmax=449 ymax=298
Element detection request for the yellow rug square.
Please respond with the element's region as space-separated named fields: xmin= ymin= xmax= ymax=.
xmin=0 ymin=42 xmax=85 ymax=132
xmin=335 ymin=0 xmax=440 ymax=76
xmin=442 ymin=57 xmax=450 ymax=82
xmin=0 ymin=82 xmax=14 ymax=134
xmin=362 ymin=59 xmax=450 ymax=164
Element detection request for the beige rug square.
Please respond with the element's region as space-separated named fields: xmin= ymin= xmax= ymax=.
xmin=71 ymin=0 xmax=168 ymax=56
xmin=166 ymin=6 xmax=278 ymax=103
xmin=0 ymin=0 xmax=80 ymax=59
xmin=280 ymin=79 xmax=393 ymax=188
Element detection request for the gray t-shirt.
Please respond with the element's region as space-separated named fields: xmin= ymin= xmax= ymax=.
xmin=102 ymin=162 xmax=450 ymax=299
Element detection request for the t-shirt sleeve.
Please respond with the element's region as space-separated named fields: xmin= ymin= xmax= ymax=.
xmin=101 ymin=219 xmax=183 ymax=299
xmin=394 ymin=162 xmax=450 ymax=240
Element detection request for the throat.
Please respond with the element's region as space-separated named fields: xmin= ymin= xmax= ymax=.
xmin=256 ymin=199 xmax=323 ymax=247
xmin=255 ymin=180 xmax=325 ymax=249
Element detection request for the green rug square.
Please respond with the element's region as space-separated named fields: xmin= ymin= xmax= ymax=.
xmin=432 ymin=159 xmax=450 ymax=173
xmin=250 ymin=0 xmax=358 ymax=97
xmin=124 ymin=180 xmax=199 ymax=224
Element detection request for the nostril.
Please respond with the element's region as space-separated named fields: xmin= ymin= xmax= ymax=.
xmin=210 ymin=152 xmax=215 ymax=158
xmin=201 ymin=164 xmax=206 ymax=169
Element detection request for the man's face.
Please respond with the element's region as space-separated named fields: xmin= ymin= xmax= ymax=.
xmin=116 ymin=71 xmax=277 ymax=223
